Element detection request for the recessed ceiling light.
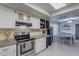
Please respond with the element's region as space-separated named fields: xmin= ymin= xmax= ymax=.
xmin=50 ymin=3 xmax=67 ymax=10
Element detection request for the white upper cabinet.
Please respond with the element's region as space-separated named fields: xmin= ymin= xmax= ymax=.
xmin=24 ymin=15 xmax=40 ymax=29
xmin=24 ymin=15 xmax=31 ymax=23
xmin=31 ymin=16 xmax=40 ymax=29
xmin=16 ymin=11 xmax=24 ymax=22
xmin=0 ymin=5 xmax=16 ymax=29
xmin=16 ymin=11 xmax=31 ymax=23
xmin=16 ymin=11 xmax=40 ymax=29
xmin=18 ymin=13 xmax=24 ymax=21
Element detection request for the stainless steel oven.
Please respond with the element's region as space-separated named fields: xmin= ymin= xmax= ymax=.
xmin=16 ymin=39 xmax=35 ymax=56
xmin=14 ymin=32 xmax=35 ymax=56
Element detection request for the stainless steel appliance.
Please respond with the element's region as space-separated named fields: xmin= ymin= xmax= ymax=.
xmin=16 ymin=21 xmax=32 ymax=27
xmin=46 ymin=28 xmax=53 ymax=48
xmin=14 ymin=32 xmax=35 ymax=56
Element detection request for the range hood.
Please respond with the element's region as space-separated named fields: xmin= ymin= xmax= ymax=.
xmin=16 ymin=21 xmax=32 ymax=27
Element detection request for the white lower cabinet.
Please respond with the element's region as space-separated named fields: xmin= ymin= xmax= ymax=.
xmin=0 ymin=44 xmax=16 ymax=56
xmin=35 ymin=37 xmax=46 ymax=54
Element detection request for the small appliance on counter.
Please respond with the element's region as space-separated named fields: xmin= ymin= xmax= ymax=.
xmin=42 ymin=30 xmax=46 ymax=34
xmin=14 ymin=32 xmax=35 ymax=56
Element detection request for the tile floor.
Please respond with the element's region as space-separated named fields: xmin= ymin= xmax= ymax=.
xmin=36 ymin=40 xmax=79 ymax=56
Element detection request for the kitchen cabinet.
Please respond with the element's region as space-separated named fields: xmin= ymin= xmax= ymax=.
xmin=35 ymin=37 xmax=46 ymax=54
xmin=0 ymin=44 xmax=16 ymax=56
xmin=16 ymin=11 xmax=41 ymax=29
xmin=16 ymin=12 xmax=25 ymax=22
xmin=16 ymin=12 xmax=32 ymax=28
xmin=31 ymin=16 xmax=40 ymax=29
xmin=0 ymin=6 xmax=16 ymax=29
xmin=46 ymin=20 xmax=49 ymax=28
xmin=40 ymin=19 xmax=45 ymax=29
xmin=16 ymin=11 xmax=32 ymax=23
xmin=24 ymin=15 xmax=31 ymax=23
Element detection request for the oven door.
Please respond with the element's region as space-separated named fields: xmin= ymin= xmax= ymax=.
xmin=17 ymin=40 xmax=35 ymax=56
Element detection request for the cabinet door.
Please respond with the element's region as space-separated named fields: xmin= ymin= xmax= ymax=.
xmin=46 ymin=21 xmax=49 ymax=28
xmin=24 ymin=15 xmax=31 ymax=23
xmin=35 ymin=37 xmax=46 ymax=54
xmin=41 ymin=37 xmax=46 ymax=50
xmin=40 ymin=19 xmax=45 ymax=29
xmin=35 ymin=39 xmax=41 ymax=53
xmin=0 ymin=6 xmax=15 ymax=29
xmin=31 ymin=16 xmax=40 ymax=29
xmin=16 ymin=12 xmax=24 ymax=21
xmin=0 ymin=45 xmax=16 ymax=56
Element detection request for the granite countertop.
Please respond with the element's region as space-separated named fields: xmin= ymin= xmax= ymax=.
xmin=31 ymin=35 xmax=53 ymax=39
xmin=0 ymin=39 xmax=16 ymax=48
xmin=0 ymin=35 xmax=53 ymax=48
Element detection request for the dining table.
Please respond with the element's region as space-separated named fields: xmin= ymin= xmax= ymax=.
xmin=58 ymin=34 xmax=74 ymax=45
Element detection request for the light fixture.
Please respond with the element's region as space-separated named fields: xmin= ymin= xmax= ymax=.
xmin=67 ymin=20 xmax=72 ymax=23
xmin=50 ymin=3 xmax=67 ymax=10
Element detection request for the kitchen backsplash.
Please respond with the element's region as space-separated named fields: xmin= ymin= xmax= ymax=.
xmin=0 ymin=29 xmax=45 ymax=41
xmin=30 ymin=29 xmax=42 ymax=38
xmin=0 ymin=29 xmax=15 ymax=40
xmin=0 ymin=29 xmax=30 ymax=40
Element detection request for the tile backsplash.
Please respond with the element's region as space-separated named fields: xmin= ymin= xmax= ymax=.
xmin=0 ymin=29 xmax=15 ymax=40
xmin=30 ymin=29 xmax=42 ymax=38
xmin=0 ymin=29 xmax=46 ymax=41
xmin=0 ymin=29 xmax=30 ymax=40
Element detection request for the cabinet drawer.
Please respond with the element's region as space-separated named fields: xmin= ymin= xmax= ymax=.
xmin=0 ymin=45 xmax=16 ymax=56
xmin=0 ymin=50 xmax=16 ymax=56
xmin=0 ymin=48 xmax=10 ymax=54
xmin=0 ymin=45 xmax=16 ymax=52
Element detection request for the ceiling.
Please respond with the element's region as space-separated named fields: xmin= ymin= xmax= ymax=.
xmin=0 ymin=3 xmax=50 ymax=20
xmin=24 ymin=3 xmax=79 ymax=22
xmin=0 ymin=3 xmax=79 ymax=21
xmin=31 ymin=3 xmax=55 ymax=15
xmin=51 ymin=4 xmax=79 ymax=23
xmin=26 ymin=3 xmax=73 ymax=15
